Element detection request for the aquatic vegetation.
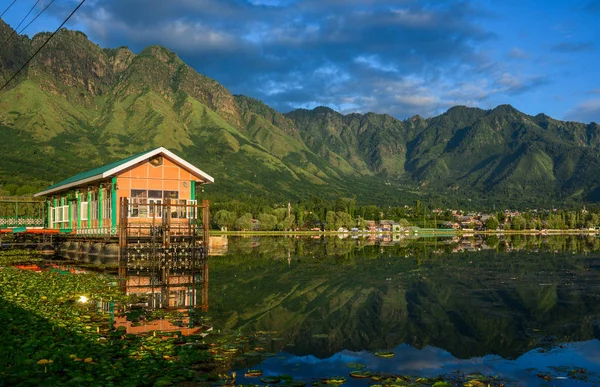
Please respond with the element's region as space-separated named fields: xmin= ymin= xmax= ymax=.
xmin=0 ymin=263 xmax=237 ymax=386
xmin=344 ymin=362 xmax=366 ymax=369
xmin=0 ymin=249 xmax=42 ymax=267
xmin=349 ymin=370 xmax=372 ymax=378
xmin=261 ymin=375 xmax=282 ymax=383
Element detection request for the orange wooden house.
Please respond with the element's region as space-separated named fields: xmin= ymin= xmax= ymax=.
xmin=34 ymin=147 xmax=214 ymax=235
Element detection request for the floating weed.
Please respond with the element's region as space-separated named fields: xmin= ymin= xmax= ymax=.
xmin=0 ymin=265 xmax=237 ymax=386
xmin=320 ymin=376 xmax=346 ymax=384
xmin=345 ymin=362 xmax=366 ymax=369
xmin=261 ymin=376 xmax=282 ymax=383
xmin=349 ymin=370 xmax=372 ymax=379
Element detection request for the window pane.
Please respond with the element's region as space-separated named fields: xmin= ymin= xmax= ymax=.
xmin=163 ymin=191 xmax=179 ymax=199
xmin=149 ymin=199 xmax=162 ymax=217
xmin=148 ymin=190 xmax=162 ymax=198
xmin=131 ymin=190 xmax=147 ymax=198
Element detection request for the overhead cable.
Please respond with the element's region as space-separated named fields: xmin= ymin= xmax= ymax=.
xmin=0 ymin=0 xmax=87 ymax=93
xmin=18 ymin=0 xmax=56 ymax=35
xmin=0 ymin=0 xmax=18 ymax=18
xmin=2 ymin=0 xmax=41 ymax=47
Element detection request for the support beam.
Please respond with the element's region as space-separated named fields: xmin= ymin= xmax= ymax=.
xmin=111 ymin=177 xmax=117 ymax=234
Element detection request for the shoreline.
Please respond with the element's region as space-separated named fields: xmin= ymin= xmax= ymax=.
xmin=212 ymin=229 xmax=600 ymax=236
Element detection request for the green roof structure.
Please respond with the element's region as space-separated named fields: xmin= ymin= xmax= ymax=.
xmin=34 ymin=147 xmax=214 ymax=197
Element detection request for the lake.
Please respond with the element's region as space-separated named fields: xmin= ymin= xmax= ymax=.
xmin=203 ymin=235 xmax=600 ymax=385
xmin=5 ymin=234 xmax=600 ymax=385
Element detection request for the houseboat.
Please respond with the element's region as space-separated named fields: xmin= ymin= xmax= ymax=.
xmin=34 ymin=147 xmax=214 ymax=236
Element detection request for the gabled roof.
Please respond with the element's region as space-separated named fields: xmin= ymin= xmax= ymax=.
xmin=34 ymin=147 xmax=214 ymax=197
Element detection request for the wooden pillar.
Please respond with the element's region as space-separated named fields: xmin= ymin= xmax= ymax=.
xmin=202 ymin=199 xmax=210 ymax=255
xmin=201 ymin=262 xmax=209 ymax=312
xmin=118 ymin=197 xmax=129 ymax=279
xmin=162 ymin=198 xmax=171 ymax=248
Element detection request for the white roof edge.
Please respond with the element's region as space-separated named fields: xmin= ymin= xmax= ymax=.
xmin=102 ymin=147 xmax=215 ymax=183
xmin=33 ymin=174 xmax=104 ymax=197
xmin=34 ymin=147 xmax=214 ymax=197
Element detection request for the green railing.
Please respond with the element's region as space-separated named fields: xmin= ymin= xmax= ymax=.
xmin=0 ymin=216 xmax=45 ymax=228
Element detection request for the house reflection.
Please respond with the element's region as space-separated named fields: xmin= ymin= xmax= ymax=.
xmin=114 ymin=262 xmax=209 ymax=335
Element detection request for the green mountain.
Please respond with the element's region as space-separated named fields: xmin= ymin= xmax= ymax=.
xmin=1 ymin=20 xmax=599 ymax=207
xmin=287 ymin=105 xmax=600 ymax=206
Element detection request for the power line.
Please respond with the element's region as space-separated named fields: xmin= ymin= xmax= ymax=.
xmin=0 ymin=0 xmax=18 ymax=19
xmin=18 ymin=0 xmax=56 ymax=35
xmin=2 ymin=0 xmax=41 ymax=47
xmin=0 ymin=0 xmax=87 ymax=93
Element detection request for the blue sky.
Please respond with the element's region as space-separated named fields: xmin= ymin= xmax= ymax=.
xmin=2 ymin=0 xmax=600 ymax=123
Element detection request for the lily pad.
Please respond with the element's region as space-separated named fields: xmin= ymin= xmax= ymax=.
xmin=321 ymin=376 xmax=346 ymax=384
xmin=374 ymin=351 xmax=394 ymax=358
xmin=345 ymin=362 xmax=366 ymax=369
xmin=349 ymin=370 xmax=372 ymax=379
xmin=261 ymin=376 xmax=282 ymax=384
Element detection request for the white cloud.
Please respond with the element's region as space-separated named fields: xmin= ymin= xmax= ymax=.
xmin=565 ymin=99 xmax=600 ymax=123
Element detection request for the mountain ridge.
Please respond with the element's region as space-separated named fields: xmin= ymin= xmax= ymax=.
xmin=0 ymin=21 xmax=599 ymax=207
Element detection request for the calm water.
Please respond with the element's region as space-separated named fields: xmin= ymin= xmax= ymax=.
xmin=204 ymin=235 xmax=600 ymax=385
xmin=18 ymin=234 xmax=600 ymax=385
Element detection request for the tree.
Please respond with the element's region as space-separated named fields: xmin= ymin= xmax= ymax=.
xmin=214 ymin=210 xmax=237 ymax=230
xmin=326 ymin=211 xmax=336 ymax=231
xmin=335 ymin=211 xmax=353 ymax=229
xmin=272 ymin=208 xmax=287 ymax=222
xmin=511 ymin=215 xmax=525 ymax=231
xmin=234 ymin=213 xmax=253 ymax=231
xmin=357 ymin=216 xmax=368 ymax=230
xmin=567 ymin=212 xmax=577 ymax=229
xmin=278 ymin=215 xmax=295 ymax=231
xmin=484 ymin=216 xmax=499 ymax=231
xmin=258 ymin=213 xmax=277 ymax=231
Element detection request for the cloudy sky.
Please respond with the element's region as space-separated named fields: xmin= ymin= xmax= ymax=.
xmin=2 ymin=0 xmax=600 ymax=122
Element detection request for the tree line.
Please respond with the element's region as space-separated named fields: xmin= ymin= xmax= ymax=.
xmin=209 ymin=195 xmax=600 ymax=231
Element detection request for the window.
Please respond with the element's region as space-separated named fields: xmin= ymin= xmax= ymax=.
xmin=80 ymin=201 xmax=88 ymax=221
xmin=90 ymin=192 xmax=98 ymax=220
xmin=127 ymin=190 xmax=184 ymax=218
xmin=149 ymin=190 xmax=162 ymax=198
xmin=71 ymin=201 xmax=78 ymax=223
xmin=163 ymin=191 xmax=179 ymax=200
xmin=171 ymin=199 xmax=188 ymax=218
xmin=149 ymin=199 xmax=162 ymax=218
xmin=102 ymin=190 xmax=111 ymax=219
xmin=130 ymin=190 xmax=148 ymax=218
xmin=187 ymin=200 xmax=197 ymax=220
xmin=53 ymin=205 xmax=69 ymax=223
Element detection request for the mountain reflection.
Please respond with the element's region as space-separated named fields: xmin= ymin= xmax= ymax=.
xmin=206 ymin=235 xmax=600 ymax=359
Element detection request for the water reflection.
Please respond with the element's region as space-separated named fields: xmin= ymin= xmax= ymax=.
xmin=206 ymin=235 xmax=600 ymax=362
xmin=10 ymin=234 xmax=600 ymax=382
xmin=112 ymin=256 xmax=209 ymax=335
xmin=233 ymin=340 xmax=600 ymax=386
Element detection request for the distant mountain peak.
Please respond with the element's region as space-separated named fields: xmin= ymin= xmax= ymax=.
xmin=0 ymin=23 xmax=599 ymax=206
